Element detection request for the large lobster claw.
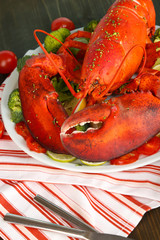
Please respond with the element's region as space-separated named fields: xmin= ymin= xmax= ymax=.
xmin=61 ymin=92 xmax=160 ymax=162
xmin=19 ymin=56 xmax=69 ymax=154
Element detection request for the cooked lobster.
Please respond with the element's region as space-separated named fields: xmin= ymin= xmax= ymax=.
xmin=61 ymin=72 xmax=160 ymax=161
xmin=18 ymin=0 xmax=160 ymax=162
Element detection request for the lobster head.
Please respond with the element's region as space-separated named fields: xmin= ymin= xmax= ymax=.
xmin=79 ymin=0 xmax=156 ymax=102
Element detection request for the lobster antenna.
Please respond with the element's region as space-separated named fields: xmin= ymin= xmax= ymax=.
xmin=34 ymin=29 xmax=81 ymax=98
xmin=98 ymin=44 xmax=147 ymax=98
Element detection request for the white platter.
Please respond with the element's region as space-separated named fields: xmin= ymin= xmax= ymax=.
xmin=1 ymin=46 xmax=160 ymax=173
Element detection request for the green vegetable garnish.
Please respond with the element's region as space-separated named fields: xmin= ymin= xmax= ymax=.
xmin=44 ymin=28 xmax=70 ymax=53
xmin=75 ymin=123 xmax=90 ymax=132
xmin=153 ymin=28 xmax=160 ymax=42
xmin=84 ymin=20 xmax=99 ymax=32
xmin=57 ymin=28 xmax=70 ymax=40
xmin=17 ymin=55 xmax=32 ymax=72
xmin=8 ymin=89 xmax=23 ymax=123
xmin=51 ymin=76 xmax=79 ymax=102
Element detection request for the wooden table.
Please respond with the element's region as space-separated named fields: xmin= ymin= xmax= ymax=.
xmin=0 ymin=1 xmax=160 ymax=239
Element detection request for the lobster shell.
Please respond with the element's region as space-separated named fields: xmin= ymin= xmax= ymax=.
xmin=80 ymin=0 xmax=156 ymax=99
xmin=61 ymin=91 xmax=160 ymax=162
xmin=19 ymin=55 xmax=69 ymax=154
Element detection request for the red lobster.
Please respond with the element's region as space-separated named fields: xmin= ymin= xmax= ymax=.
xmin=18 ymin=30 xmax=91 ymax=154
xmin=19 ymin=0 xmax=160 ymax=162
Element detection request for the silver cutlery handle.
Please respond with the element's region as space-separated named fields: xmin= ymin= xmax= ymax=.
xmin=34 ymin=194 xmax=97 ymax=232
xmin=4 ymin=213 xmax=89 ymax=239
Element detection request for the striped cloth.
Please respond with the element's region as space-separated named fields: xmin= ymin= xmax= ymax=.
xmin=0 ymin=82 xmax=160 ymax=240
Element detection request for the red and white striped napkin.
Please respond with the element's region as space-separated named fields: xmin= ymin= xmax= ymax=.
xmin=0 ymin=82 xmax=160 ymax=240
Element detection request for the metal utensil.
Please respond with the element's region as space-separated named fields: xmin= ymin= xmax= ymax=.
xmin=34 ymin=194 xmax=97 ymax=232
xmin=4 ymin=213 xmax=133 ymax=240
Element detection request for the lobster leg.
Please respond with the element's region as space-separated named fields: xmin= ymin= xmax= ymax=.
xmin=65 ymin=30 xmax=92 ymax=41
xmin=118 ymin=71 xmax=160 ymax=99
xmin=58 ymin=40 xmax=88 ymax=54
xmin=61 ymin=91 xmax=160 ymax=162
xmin=145 ymin=41 xmax=160 ymax=68
xmin=58 ymin=30 xmax=91 ymax=55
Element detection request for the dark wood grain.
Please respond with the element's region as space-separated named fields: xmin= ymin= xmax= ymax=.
xmin=129 ymin=207 xmax=160 ymax=240
xmin=0 ymin=0 xmax=160 ymax=239
xmin=0 ymin=0 xmax=160 ymax=58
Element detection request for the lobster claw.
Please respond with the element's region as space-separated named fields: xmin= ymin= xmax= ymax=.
xmin=19 ymin=58 xmax=69 ymax=154
xmin=61 ymin=92 xmax=160 ymax=162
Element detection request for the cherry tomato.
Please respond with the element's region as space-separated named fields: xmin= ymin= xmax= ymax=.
xmin=0 ymin=50 xmax=17 ymax=74
xmin=26 ymin=136 xmax=46 ymax=153
xmin=15 ymin=122 xmax=46 ymax=153
xmin=0 ymin=120 xmax=4 ymax=138
xmin=110 ymin=151 xmax=139 ymax=165
xmin=51 ymin=17 xmax=75 ymax=31
xmin=136 ymin=136 xmax=160 ymax=156
xmin=15 ymin=121 xmax=30 ymax=140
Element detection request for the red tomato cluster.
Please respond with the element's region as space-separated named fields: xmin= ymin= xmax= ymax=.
xmin=15 ymin=122 xmax=46 ymax=153
xmin=137 ymin=136 xmax=160 ymax=156
xmin=110 ymin=151 xmax=139 ymax=165
xmin=51 ymin=17 xmax=75 ymax=31
xmin=111 ymin=136 xmax=160 ymax=165
xmin=0 ymin=120 xmax=4 ymax=139
xmin=0 ymin=50 xmax=17 ymax=74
